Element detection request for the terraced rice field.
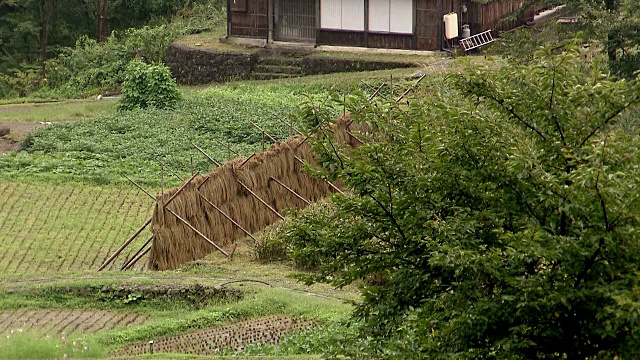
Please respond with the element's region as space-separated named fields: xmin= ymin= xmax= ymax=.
xmin=0 ymin=181 xmax=153 ymax=276
xmin=0 ymin=310 xmax=149 ymax=334
xmin=118 ymin=316 xmax=316 ymax=356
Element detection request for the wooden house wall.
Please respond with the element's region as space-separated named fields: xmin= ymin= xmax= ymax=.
xmin=230 ymin=0 xmax=530 ymax=50
xmin=316 ymin=30 xmax=366 ymax=47
xmin=471 ymin=0 xmax=526 ymax=33
xmin=229 ymin=0 xmax=269 ymax=38
xmin=415 ymin=0 xmax=441 ymax=51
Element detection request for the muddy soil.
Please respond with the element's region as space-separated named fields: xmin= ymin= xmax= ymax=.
xmin=0 ymin=121 xmax=47 ymax=155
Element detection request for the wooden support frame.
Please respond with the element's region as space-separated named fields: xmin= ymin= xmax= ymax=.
xmin=193 ymin=143 xmax=222 ymax=166
xmin=294 ymin=155 xmax=343 ymax=194
xmin=123 ymin=245 xmax=151 ymax=270
xmin=272 ymin=113 xmax=304 ymax=136
xmin=97 ymin=217 xmax=152 ymax=271
xmin=99 ymin=172 xmax=200 ymax=271
xmin=237 ymin=180 xmax=285 ymax=220
xmin=269 ymin=176 xmax=311 ymax=205
xmin=121 ymin=235 xmax=154 ymax=270
xmin=238 ymin=153 xmax=256 ymax=169
xmin=251 ymin=121 xmax=278 ymax=143
xmin=197 ymin=191 xmax=257 ymax=242
xmin=165 ymin=207 xmax=230 ymax=258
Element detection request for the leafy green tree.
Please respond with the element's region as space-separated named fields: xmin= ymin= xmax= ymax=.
xmin=290 ymin=44 xmax=640 ymax=358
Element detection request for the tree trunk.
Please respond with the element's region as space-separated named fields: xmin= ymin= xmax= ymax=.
xmin=39 ymin=0 xmax=54 ymax=77
xmin=95 ymin=0 xmax=108 ymax=42
xmin=100 ymin=0 xmax=108 ymax=41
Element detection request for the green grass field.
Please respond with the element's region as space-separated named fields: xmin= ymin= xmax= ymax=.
xmin=0 ymin=99 xmax=116 ymax=123
xmin=0 ymin=180 xmax=153 ymax=279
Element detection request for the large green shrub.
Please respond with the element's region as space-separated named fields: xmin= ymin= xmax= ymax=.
xmin=44 ymin=25 xmax=180 ymax=96
xmin=117 ymin=59 xmax=180 ymax=111
xmin=288 ymin=44 xmax=640 ymax=358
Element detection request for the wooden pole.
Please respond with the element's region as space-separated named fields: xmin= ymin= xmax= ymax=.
xmin=213 ymin=138 xmax=239 ymax=156
xmin=121 ymin=235 xmax=153 ymax=270
xmin=192 ymin=143 xmax=221 ymax=166
xmin=269 ymin=177 xmax=311 ymax=205
xmin=165 ymin=172 xmax=200 ymax=206
xmin=161 ymin=165 xmax=165 ymax=227
xmin=238 ymin=153 xmax=256 ymax=169
xmin=104 ymin=172 xmax=200 ymax=271
xmin=346 ymin=130 xmax=365 ymax=144
xmin=165 ymin=207 xmax=230 ymax=257
xmin=97 ymin=217 xmax=152 ymax=271
xmin=123 ymin=245 xmax=151 ymax=270
xmin=272 ymin=113 xmax=304 ymax=136
xmin=197 ymin=192 xmax=257 ymax=242
xmin=124 ymin=176 xmax=156 ymax=202
xmin=251 ymin=121 xmax=278 ymax=143
xmin=160 ymin=161 xmax=184 ymax=181
xmin=396 ymin=74 xmax=426 ymax=103
xmin=293 ymin=156 xmax=343 ymax=194
xmin=237 ymin=180 xmax=285 ymax=220
xmin=368 ymin=83 xmax=386 ymax=101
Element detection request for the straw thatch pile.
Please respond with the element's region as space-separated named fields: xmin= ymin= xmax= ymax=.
xmin=147 ymin=118 xmax=363 ymax=270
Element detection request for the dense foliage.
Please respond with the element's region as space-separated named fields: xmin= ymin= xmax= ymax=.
xmin=0 ymin=0 xmax=225 ymax=99
xmin=282 ymin=45 xmax=640 ymax=358
xmin=118 ymin=60 xmax=181 ymax=111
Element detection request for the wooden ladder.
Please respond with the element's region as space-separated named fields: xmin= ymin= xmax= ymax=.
xmin=459 ymin=30 xmax=495 ymax=51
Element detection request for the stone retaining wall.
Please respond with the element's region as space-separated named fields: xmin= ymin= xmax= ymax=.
xmin=166 ymin=44 xmax=254 ymax=85
xmin=166 ymin=43 xmax=422 ymax=85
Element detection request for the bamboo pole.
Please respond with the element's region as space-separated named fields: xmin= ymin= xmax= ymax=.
xmin=192 ymin=143 xmax=221 ymax=166
xmin=120 ymin=235 xmax=154 ymax=270
xmin=123 ymin=245 xmax=151 ymax=271
xmin=160 ymin=161 xmax=184 ymax=181
xmin=237 ymin=180 xmax=285 ymax=220
xmin=165 ymin=207 xmax=230 ymax=257
xmin=97 ymin=217 xmax=152 ymax=271
xmin=269 ymin=177 xmax=311 ymax=205
xmin=197 ymin=191 xmax=257 ymax=242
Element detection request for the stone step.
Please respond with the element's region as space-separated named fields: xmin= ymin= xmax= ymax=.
xmin=253 ymin=64 xmax=302 ymax=75
xmin=250 ymin=72 xmax=301 ymax=81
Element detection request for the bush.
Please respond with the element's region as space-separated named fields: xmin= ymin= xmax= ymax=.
xmin=292 ymin=43 xmax=640 ymax=358
xmin=117 ymin=59 xmax=180 ymax=111
xmin=44 ymin=25 xmax=181 ymax=97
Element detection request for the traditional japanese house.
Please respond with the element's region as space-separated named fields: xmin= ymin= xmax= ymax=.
xmin=227 ymin=0 xmax=531 ymax=51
